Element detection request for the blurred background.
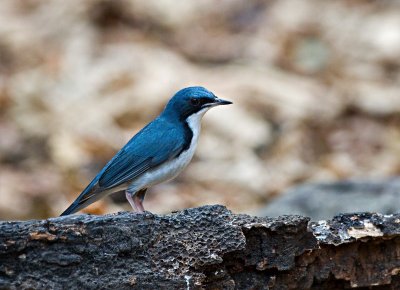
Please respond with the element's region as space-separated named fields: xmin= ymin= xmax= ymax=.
xmin=1 ymin=0 xmax=400 ymax=220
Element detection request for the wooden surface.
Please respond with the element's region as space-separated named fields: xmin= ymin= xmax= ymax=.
xmin=1 ymin=205 xmax=399 ymax=289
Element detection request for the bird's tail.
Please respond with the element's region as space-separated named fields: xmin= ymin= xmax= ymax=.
xmin=60 ymin=200 xmax=84 ymax=216
xmin=60 ymin=180 xmax=106 ymax=216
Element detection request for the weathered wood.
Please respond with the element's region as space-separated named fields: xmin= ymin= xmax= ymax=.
xmin=0 ymin=205 xmax=399 ymax=289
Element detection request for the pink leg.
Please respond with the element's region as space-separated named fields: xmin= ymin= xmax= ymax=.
xmin=125 ymin=189 xmax=147 ymax=213
xmin=134 ymin=188 xmax=147 ymax=213
xmin=125 ymin=191 xmax=138 ymax=212
xmin=133 ymin=195 xmax=145 ymax=213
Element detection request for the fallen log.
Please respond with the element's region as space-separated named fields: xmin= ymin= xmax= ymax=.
xmin=0 ymin=205 xmax=399 ymax=289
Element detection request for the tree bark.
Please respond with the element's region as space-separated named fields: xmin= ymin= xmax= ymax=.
xmin=0 ymin=205 xmax=399 ymax=289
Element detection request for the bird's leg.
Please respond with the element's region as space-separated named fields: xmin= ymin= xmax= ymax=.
xmin=133 ymin=188 xmax=147 ymax=213
xmin=125 ymin=191 xmax=139 ymax=212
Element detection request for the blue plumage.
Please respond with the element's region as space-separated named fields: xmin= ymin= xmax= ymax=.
xmin=99 ymin=120 xmax=188 ymax=188
xmin=61 ymin=86 xmax=231 ymax=215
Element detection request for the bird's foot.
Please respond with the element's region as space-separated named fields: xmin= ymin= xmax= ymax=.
xmin=125 ymin=191 xmax=146 ymax=213
xmin=133 ymin=195 xmax=145 ymax=213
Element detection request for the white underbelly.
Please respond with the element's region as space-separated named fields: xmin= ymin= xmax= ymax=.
xmin=130 ymin=146 xmax=196 ymax=190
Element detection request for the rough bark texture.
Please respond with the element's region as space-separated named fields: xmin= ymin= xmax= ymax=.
xmin=0 ymin=205 xmax=399 ymax=289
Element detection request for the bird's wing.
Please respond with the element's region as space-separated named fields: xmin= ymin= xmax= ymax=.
xmin=98 ymin=122 xmax=186 ymax=189
xmin=98 ymin=151 xmax=152 ymax=189
xmin=60 ymin=119 xmax=188 ymax=215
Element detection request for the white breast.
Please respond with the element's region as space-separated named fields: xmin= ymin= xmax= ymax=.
xmin=128 ymin=107 xmax=210 ymax=192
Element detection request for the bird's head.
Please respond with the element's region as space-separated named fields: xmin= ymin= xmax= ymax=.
xmin=163 ymin=86 xmax=232 ymax=121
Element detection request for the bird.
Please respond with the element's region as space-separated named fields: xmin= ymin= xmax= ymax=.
xmin=61 ymin=86 xmax=232 ymax=215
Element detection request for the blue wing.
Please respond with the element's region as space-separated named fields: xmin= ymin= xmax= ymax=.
xmin=98 ymin=121 xmax=185 ymax=188
xmin=60 ymin=118 xmax=187 ymax=215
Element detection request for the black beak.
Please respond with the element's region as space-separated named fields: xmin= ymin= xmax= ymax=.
xmin=202 ymin=97 xmax=233 ymax=108
xmin=214 ymin=97 xmax=233 ymax=106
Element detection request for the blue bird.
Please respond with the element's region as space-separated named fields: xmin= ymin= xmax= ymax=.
xmin=61 ymin=87 xmax=232 ymax=215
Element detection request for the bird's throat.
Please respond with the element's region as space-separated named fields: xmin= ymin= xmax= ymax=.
xmin=186 ymin=107 xmax=210 ymax=144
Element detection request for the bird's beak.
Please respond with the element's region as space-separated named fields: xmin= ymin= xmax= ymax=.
xmin=202 ymin=97 xmax=233 ymax=108
xmin=215 ymin=97 xmax=233 ymax=106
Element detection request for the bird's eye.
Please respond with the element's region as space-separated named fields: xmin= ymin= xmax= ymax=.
xmin=190 ymin=98 xmax=200 ymax=106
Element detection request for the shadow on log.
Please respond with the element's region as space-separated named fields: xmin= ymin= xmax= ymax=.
xmin=0 ymin=205 xmax=399 ymax=289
